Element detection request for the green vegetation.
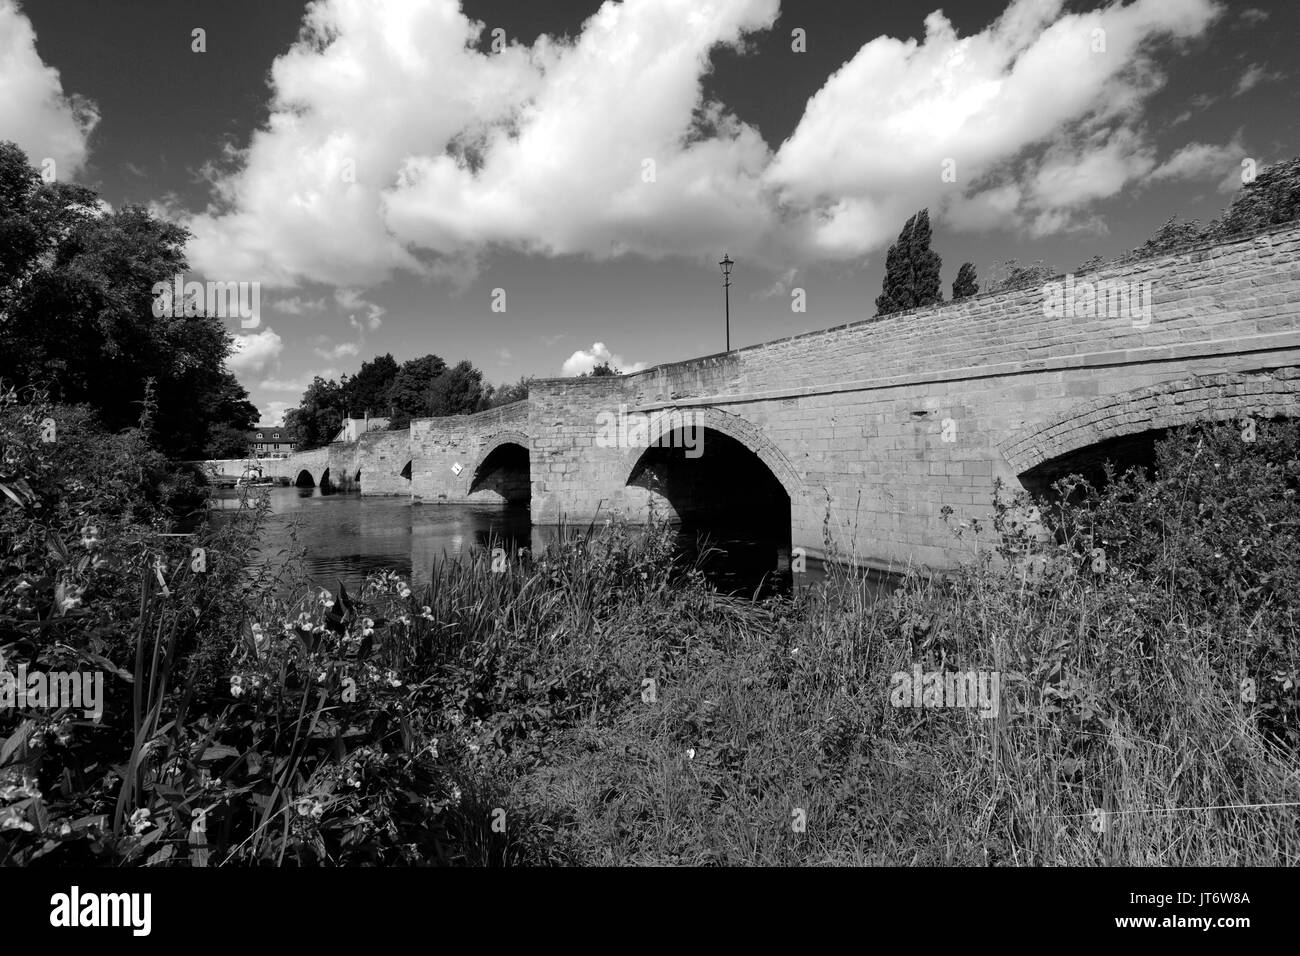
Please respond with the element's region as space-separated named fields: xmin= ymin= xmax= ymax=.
xmin=0 ymin=142 xmax=256 ymax=459
xmin=3 ymin=395 xmax=1296 ymax=864
xmin=285 ymin=355 xmax=532 ymax=445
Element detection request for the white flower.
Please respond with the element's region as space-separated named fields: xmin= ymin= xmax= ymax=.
xmin=230 ymin=675 xmax=245 ymax=698
xmin=128 ymin=808 xmax=151 ymax=835
xmin=450 ymin=785 xmax=462 ymax=804
xmin=359 ymin=617 xmax=375 ymax=637
xmin=397 ymin=583 xmax=412 ymax=599
xmin=686 ymin=748 xmax=696 ymax=760
xmin=319 ymin=589 xmax=335 ymax=609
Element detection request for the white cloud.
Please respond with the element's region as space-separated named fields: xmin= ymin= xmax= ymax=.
xmin=561 ymin=342 xmax=647 ymax=377
xmin=260 ymin=368 xmax=339 ymax=392
xmin=182 ymin=0 xmax=1221 ymax=283
xmin=0 ymin=0 xmax=98 ymax=176
xmin=183 ymin=0 xmax=779 ymax=286
xmin=1151 ymin=140 xmax=1242 ymax=181
xmin=273 ymin=294 xmax=328 ymax=315
xmin=313 ymin=341 xmax=361 ymax=360
xmin=766 ymin=0 xmax=1222 ymax=249
xmin=257 ymin=402 xmax=296 ymax=428
xmin=336 ymin=287 xmax=386 ymax=331
xmin=227 ymin=328 xmax=284 ymax=376
xmin=1233 ymin=63 xmax=1284 ymax=96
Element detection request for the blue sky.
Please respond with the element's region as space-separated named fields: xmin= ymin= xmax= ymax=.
xmin=3 ymin=0 xmax=1296 ymax=424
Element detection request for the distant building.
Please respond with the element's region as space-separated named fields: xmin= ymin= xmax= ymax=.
xmin=332 ymin=415 xmax=390 ymax=443
xmin=248 ymin=428 xmax=301 ymax=458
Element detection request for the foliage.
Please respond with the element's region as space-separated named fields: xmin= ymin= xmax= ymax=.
xmin=875 ymin=208 xmax=943 ymax=316
xmin=0 ymin=142 xmax=257 ymax=459
xmin=951 ymin=262 xmax=978 ymax=300
xmin=426 ymin=359 xmax=488 ymax=416
xmin=983 ymin=258 xmax=1059 ymax=294
xmin=387 ymin=354 xmax=448 ymax=428
xmin=484 ymin=376 xmax=532 ymax=409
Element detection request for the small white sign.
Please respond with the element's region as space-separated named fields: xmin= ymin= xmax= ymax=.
xmin=451 ymin=461 xmax=463 ymax=476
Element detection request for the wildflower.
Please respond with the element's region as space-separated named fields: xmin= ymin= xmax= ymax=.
xmin=397 ymin=583 xmax=412 ymax=599
xmin=791 ymin=647 xmax=800 ymax=656
xmin=0 ymin=808 xmax=34 ymax=833
xmin=420 ymin=606 xmax=434 ymax=621
xmin=250 ymin=622 xmax=270 ymax=655
xmin=128 ymin=808 xmax=151 ymax=835
xmin=359 ymin=617 xmax=375 ymax=637
xmin=685 ymin=749 xmax=696 ymax=760
xmin=450 ymin=785 xmax=462 ymax=804
xmin=230 ymin=675 xmax=245 ymax=698
xmin=80 ymin=525 xmax=100 ymax=550
xmin=53 ymin=581 xmax=84 ymax=615
xmin=319 ymin=589 xmax=335 ymax=609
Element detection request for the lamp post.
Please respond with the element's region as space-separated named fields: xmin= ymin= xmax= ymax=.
xmin=719 ymin=253 xmax=734 ymax=352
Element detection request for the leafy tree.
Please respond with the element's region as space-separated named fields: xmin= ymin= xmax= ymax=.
xmin=204 ymin=422 xmax=252 ymax=459
xmin=1132 ymin=216 xmax=1208 ymax=258
xmin=340 ymin=353 xmax=399 ymax=419
xmin=0 ymin=141 xmax=257 ymax=458
xmin=426 ymin=359 xmax=487 ymax=416
xmin=1214 ymin=157 xmax=1300 ymax=238
xmin=952 ymin=262 xmax=979 ymax=300
xmin=586 ymin=361 xmax=619 ymax=377
xmin=875 ymin=208 xmax=943 ymax=317
xmin=386 ymin=354 xmax=447 ymax=427
xmin=983 ymin=258 xmax=1059 ymax=294
xmin=487 ymin=375 xmax=532 ymax=408
xmin=284 ymin=375 xmax=346 ymax=449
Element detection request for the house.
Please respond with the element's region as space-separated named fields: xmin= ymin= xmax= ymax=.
xmin=247 ymin=428 xmax=301 ymax=458
xmin=332 ymin=415 xmax=390 ymax=443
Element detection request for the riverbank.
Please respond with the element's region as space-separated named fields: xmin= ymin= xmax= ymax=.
xmin=3 ymin=394 xmax=1298 ymax=865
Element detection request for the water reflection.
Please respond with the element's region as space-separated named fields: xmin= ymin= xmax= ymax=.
xmin=211 ymin=486 xmax=843 ymax=597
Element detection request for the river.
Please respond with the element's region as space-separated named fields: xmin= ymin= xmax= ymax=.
xmin=210 ymin=486 xmax=834 ymax=596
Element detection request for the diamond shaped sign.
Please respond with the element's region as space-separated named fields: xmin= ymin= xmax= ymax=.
xmin=451 ymin=461 xmax=463 ymax=476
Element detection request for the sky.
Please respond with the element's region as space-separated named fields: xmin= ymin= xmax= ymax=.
xmin=3 ymin=0 xmax=1297 ymax=426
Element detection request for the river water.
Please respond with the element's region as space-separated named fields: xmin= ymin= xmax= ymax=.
xmin=210 ymin=486 xmax=830 ymax=596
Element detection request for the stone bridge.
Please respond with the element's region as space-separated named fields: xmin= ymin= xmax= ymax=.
xmin=213 ymin=222 xmax=1300 ymax=571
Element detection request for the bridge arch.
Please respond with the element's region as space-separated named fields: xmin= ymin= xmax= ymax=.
xmin=1001 ymin=368 xmax=1300 ymax=489
xmin=468 ymin=430 xmax=531 ymax=504
xmin=294 ymin=469 xmax=315 ymax=488
xmin=620 ymin=406 xmax=804 ymax=505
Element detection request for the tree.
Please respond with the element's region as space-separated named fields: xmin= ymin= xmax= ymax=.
xmin=386 ymin=354 xmax=446 ymax=427
xmin=487 ymin=375 xmax=532 ymax=408
xmin=1132 ymin=216 xmax=1208 ymax=258
xmin=1214 ymin=157 xmax=1300 ymax=238
xmin=0 ymin=141 xmax=257 ymax=459
xmin=875 ymin=208 xmax=943 ymax=317
xmin=426 ymin=360 xmax=487 ymax=416
xmin=585 ymin=361 xmax=619 ymax=377
xmin=284 ymin=375 xmax=346 ymax=449
xmin=952 ymin=262 xmax=979 ymax=300
xmin=204 ymin=422 xmax=252 ymax=459
xmin=339 ymin=353 xmax=398 ymax=418
xmin=983 ymin=259 xmax=1059 ymax=294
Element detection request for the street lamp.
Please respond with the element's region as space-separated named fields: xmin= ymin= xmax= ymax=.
xmin=719 ymin=253 xmax=734 ymax=351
